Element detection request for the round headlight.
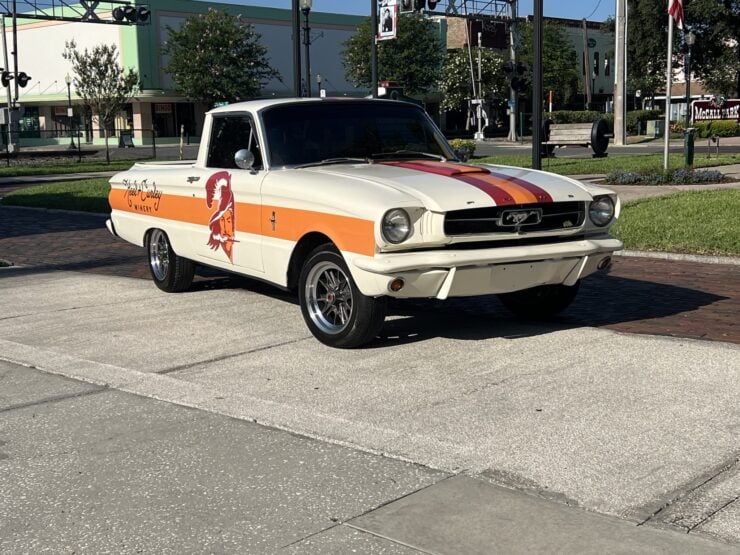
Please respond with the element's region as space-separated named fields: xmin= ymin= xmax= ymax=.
xmin=589 ymin=196 xmax=615 ymax=227
xmin=382 ymin=209 xmax=411 ymax=244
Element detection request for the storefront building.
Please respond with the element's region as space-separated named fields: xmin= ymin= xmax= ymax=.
xmin=3 ymin=0 xmax=364 ymax=146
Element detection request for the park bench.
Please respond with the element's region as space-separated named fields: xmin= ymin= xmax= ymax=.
xmin=542 ymin=119 xmax=612 ymax=157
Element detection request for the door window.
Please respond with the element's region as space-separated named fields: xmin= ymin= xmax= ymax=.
xmin=207 ymin=115 xmax=263 ymax=169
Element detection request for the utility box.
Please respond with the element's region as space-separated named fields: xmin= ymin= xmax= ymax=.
xmin=645 ymin=119 xmax=665 ymax=138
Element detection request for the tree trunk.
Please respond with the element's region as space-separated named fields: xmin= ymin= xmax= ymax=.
xmin=104 ymin=126 xmax=110 ymax=164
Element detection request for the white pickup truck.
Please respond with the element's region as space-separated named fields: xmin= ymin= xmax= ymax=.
xmin=107 ymin=97 xmax=622 ymax=348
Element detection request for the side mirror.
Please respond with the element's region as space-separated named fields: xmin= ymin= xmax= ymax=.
xmin=455 ymin=146 xmax=470 ymax=162
xmin=234 ymin=148 xmax=255 ymax=170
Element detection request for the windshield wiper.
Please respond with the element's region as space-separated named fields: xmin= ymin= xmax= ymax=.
xmin=293 ymin=157 xmax=368 ymax=169
xmin=369 ymin=150 xmax=446 ymax=162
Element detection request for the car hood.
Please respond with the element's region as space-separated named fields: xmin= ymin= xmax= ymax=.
xmin=309 ymin=160 xmax=599 ymax=212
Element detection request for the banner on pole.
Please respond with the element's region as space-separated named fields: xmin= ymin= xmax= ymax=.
xmin=378 ymin=0 xmax=398 ymax=41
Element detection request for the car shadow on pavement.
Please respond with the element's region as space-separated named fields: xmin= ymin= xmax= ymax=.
xmin=368 ymin=273 xmax=727 ymax=347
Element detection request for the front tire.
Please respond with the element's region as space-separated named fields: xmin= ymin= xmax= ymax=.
xmin=498 ymin=282 xmax=580 ymax=319
xmin=299 ymin=245 xmax=386 ymax=348
xmin=148 ymin=229 xmax=195 ymax=293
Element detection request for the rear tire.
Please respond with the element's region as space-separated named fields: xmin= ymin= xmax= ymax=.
xmin=498 ymin=282 xmax=580 ymax=319
xmin=299 ymin=245 xmax=386 ymax=348
xmin=147 ymin=229 xmax=195 ymax=293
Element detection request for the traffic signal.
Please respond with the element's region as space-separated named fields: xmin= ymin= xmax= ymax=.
xmin=502 ymin=61 xmax=515 ymax=79
xmin=113 ymin=5 xmax=149 ymax=22
xmin=400 ymin=0 xmax=438 ymax=13
xmin=17 ymin=72 xmax=30 ymax=88
xmin=399 ymin=0 xmax=414 ymax=13
xmin=503 ymin=61 xmax=529 ymax=93
xmin=1 ymin=70 xmax=12 ymax=88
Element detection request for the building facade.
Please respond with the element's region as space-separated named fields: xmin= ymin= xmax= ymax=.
xmin=3 ymin=0 xmax=364 ymax=146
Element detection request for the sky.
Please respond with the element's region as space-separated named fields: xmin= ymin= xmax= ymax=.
xmin=200 ymin=1 xmax=615 ymax=23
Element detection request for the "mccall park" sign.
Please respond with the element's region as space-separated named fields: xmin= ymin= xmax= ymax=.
xmin=691 ymin=98 xmax=740 ymax=122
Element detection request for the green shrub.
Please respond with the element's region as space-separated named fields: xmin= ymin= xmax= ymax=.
xmin=448 ymin=138 xmax=476 ymax=157
xmin=710 ymin=120 xmax=739 ymax=137
xmin=548 ymin=110 xmax=604 ymax=124
xmin=694 ymin=121 xmax=713 ymax=138
xmin=545 ymin=111 xmax=613 ymax=133
xmin=626 ymin=110 xmax=662 ymax=135
xmin=605 ymin=168 xmax=726 ymax=185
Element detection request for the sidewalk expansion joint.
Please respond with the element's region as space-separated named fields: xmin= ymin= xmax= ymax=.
xmin=688 ymin=495 xmax=740 ymax=533
xmin=156 ymin=336 xmax=312 ymax=374
xmin=278 ymin=474 xmax=457 ymax=552
xmin=637 ymin=453 xmax=740 ymax=527
xmin=0 ymin=385 xmax=109 ymax=414
xmin=342 ymin=523 xmax=435 ymax=554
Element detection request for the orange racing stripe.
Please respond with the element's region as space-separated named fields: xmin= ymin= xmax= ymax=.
xmin=380 ymin=160 xmax=552 ymax=205
xmin=109 ymin=188 xmax=376 ymax=256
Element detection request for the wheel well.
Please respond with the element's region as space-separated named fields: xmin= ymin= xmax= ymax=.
xmin=143 ymin=228 xmax=156 ymax=248
xmin=287 ymin=232 xmax=334 ymax=290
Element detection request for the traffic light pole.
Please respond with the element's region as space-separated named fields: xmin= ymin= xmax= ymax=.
xmin=532 ymin=0 xmax=542 ymax=170
xmin=11 ymin=0 xmax=18 ymax=105
xmin=371 ymin=0 xmax=378 ymax=98
xmin=1 ymin=15 xmax=13 ymax=152
xmin=292 ymin=0 xmax=301 ymax=96
xmin=507 ymin=0 xmax=518 ymax=142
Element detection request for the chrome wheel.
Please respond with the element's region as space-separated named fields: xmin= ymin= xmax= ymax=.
xmin=304 ymin=260 xmax=353 ymax=335
xmin=149 ymin=229 xmax=170 ymax=282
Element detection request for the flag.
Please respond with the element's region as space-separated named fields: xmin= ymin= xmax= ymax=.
xmin=668 ymin=0 xmax=684 ymax=30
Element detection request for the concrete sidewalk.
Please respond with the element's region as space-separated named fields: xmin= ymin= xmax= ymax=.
xmin=2 ymin=354 xmax=737 ymax=553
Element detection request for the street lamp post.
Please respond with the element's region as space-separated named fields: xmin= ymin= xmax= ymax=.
xmin=301 ymin=0 xmax=312 ymax=97
xmin=64 ymin=73 xmax=75 ymax=149
xmin=683 ymin=30 xmax=696 ymax=129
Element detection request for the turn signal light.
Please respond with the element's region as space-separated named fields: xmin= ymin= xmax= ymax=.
xmin=389 ymin=278 xmax=405 ymax=292
xmin=597 ymin=256 xmax=612 ymax=270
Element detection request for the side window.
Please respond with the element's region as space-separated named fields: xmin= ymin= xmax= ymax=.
xmin=207 ymin=115 xmax=263 ymax=169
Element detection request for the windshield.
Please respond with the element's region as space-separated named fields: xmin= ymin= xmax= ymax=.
xmin=261 ymin=101 xmax=455 ymax=167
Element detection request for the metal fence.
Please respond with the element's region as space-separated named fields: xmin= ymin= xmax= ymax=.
xmin=0 ymin=127 xmax=200 ymax=166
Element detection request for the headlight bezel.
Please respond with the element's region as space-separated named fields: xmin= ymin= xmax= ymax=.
xmin=381 ymin=208 xmax=412 ymax=244
xmin=589 ymin=195 xmax=615 ymax=227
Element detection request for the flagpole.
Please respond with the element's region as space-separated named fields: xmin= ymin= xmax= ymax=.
xmin=663 ymin=15 xmax=674 ymax=170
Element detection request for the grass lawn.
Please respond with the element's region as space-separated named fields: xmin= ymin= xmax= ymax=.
xmin=613 ymin=189 xmax=740 ymax=256
xmin=0 ymin=158 xmax=185 ymax=177
xmin=1 ymin=178 xmax=111 ymax=213
xmin=475 ymin=152 xmax=740 ymax=175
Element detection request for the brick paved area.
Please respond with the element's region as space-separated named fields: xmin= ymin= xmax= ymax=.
xmin=1 ymin=205 xmax=738 ymax=344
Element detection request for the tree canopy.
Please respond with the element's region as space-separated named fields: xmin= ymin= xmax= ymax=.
xmin=627 ymin=0 xmax=740 ymax=98
xmin=62 ymin=41 xmax=139 ymax=162
xmin=162 ymin=8 xmax=279 ymax=105
xmin=517 ymin=21 xmax=580 ymax=105
xmin=438 ymin=47 xmax=506 ymax=112
xmin=342 ymin=14 xmax=444 ymax=95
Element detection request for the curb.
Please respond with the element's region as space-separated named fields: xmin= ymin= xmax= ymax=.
xmin=615 ymin=249 xmax=740 ymax=266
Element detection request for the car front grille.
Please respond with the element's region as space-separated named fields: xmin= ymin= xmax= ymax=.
xmin=444 ymin=201 xmax=586 ymax=236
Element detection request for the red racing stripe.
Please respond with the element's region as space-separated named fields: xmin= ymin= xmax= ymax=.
xmin=487 ymin=170 xmax=554 ymax=203
xmin=455 ymin=174 xmax=517 ymax=205
xmin=379 ymin=160 xmax=548 ymax=205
